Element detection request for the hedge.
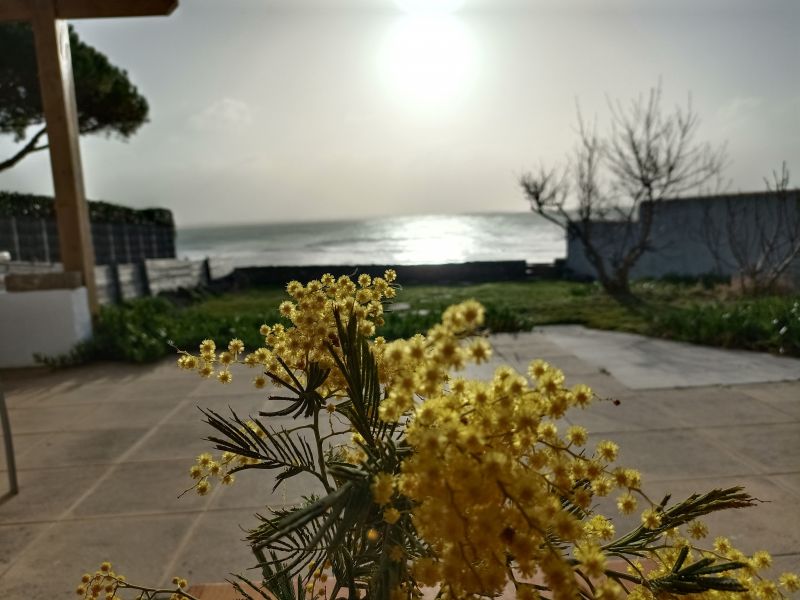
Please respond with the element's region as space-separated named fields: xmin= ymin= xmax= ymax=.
xmin=0 ymin=191 xmax=174 ymax=227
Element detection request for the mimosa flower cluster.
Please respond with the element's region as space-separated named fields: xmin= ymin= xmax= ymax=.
xmin=83 ymin=273 xmax=798 ymax=600
xmin=76 ymin=562 xmax=191 ymax=600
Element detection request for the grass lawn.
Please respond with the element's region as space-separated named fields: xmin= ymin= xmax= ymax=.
xmin=49 ymin=278 xmax=797 ymax=365
xmin=194 ymin=279 xmax=705 ymax=331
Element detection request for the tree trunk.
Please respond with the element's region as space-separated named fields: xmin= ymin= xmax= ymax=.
xmin=598 ymin=273 xmax=641 ymax=307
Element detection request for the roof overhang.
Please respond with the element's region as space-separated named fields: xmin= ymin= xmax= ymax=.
xmin=0 ymin=0 xmax=178 ymax=22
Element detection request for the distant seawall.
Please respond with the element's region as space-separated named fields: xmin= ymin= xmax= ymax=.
xmin=225 ymin=261 xmax=530 ymax=287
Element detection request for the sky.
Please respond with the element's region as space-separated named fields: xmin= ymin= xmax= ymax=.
xmin=0 ymin=0 xmax=798 ymax=228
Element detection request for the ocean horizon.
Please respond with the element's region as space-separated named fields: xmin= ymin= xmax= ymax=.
xmin=176 ymin=212 xmax=565 ymax=268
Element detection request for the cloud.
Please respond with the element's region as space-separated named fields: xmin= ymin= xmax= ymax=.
xmin=188 ymin=97 xmax=253 ymax=131
xmin=715 ymin=96 xmax=763 ymax=125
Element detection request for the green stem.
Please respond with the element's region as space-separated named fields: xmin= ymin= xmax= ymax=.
xmin=313 ymin=407 xmax=334 ymax=494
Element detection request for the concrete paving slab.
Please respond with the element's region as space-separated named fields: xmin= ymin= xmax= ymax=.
xmin=700 ymin=422 xmax=800 ymax=474
xmin=209 ymin=465 xmax=326 ymax=511
xmin=170 ymin=508 xmax=262 ymax=585
xmin=5 ymin=428 xmax=146 ymax=469
xmin=767 ymin=555 xmax=800 ymax=587
xmin=126 ymin=422 xmax=215 ymax=462
xmin=567 ymin=394 xmax=679 ymax=433
xmin=0 ymin=514 xmax=195 ymax=600
xmin=0 ymin=523 xmax=47 ymax=577
xmin=7 ymin=400 xmax=175 ymax=434
xmin=591 ymin=474 xmax=800 ymax=557
xmin=0 ymin=464 xmax=108 ymax=523
xmin=168 ymin=394 xmax=277 ymax=424
xmin=491 ymin=332 xmax=576 ymax=360
xmin=617 ymin=386 xmax=791 ymax=429
xmin=770 ymin=472 xmax=800 ymax=496
xmin=590 ymin=428 xmax=765 ymax=481
xmin=72 ymin=459 xmax=211 ymax=518
xmin=538 ymin=325 xmax=800 ymax=389
xmin=736 ymin=381 xmax=800 ymax=419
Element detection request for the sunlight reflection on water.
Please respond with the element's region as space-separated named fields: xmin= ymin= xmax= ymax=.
xmin=392 ymin=214 xmax=475 ymax=264
xmin=177 ymin=212 xmax=564 ymax=267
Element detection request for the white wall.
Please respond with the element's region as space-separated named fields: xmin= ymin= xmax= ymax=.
xmin=0 ymin=288 xmax=92 ymax=368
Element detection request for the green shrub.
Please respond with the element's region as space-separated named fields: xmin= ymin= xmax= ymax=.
xmin=650 ymin=296 xmax=800 ymax=356
xmin=37 ymin=281 xmax=800 ymax=366
xmin=38 ymin=296 xmax=285 ymax=365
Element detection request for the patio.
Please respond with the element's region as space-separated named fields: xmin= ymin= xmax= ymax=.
xmin=1 ymin=328 xmax=798 ymax=598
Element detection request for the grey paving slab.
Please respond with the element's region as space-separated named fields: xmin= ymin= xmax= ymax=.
xmin=5 ymin=428 xmax=146 ymax=469
xmin=169 ymin=393 xmax=275 ymax=423
xmin=566 ymin=393 xmax=679 ymax=433
xmin=736 ymin=381 xmax=800 ymax=419
xmin=768 ymin=555 xmax=800 ymax=586
xmin=0 ymin=464 xmax=108 ymax=524
xmin=589 ymin=428 xmax=765 ymax=481
xmin=538 ymin=325 xmax=800 ymax=388
xmin=7 ymin=400 xmax=175 ymax=434
xmin=591 ymin=474 xmax=800 ymax=557
xmin=170 ymin=508 xmax=262 ymax=585
xmin=617 ymin=386 xmax=791 ymax=429
xmin=0 ymin=523 xmax=47 ymax=576
xmin=126 ymin=422 xmax=216 ymax=462
xmin=0 ymin=514 xmax=195 ymax=600
xmin=491 ymin=332 xmax=576 ymax=359
xmin=770 ymin=472 xmax=800 ymax=496
xmin=209 ymin=464 xmax=326 ymax=511
xmin=72 ymin=459 xmax=211 ymax=518
xmin=700 ymin=422 xmax=800 ymax=474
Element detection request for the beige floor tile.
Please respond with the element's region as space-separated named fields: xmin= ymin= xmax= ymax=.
xmin=0 ymin=513 xmax=195 ymax=599
xmin=699 ymin=422 xmax=800 ymax=474
xmin=0 ymin=463 xmax=108 ymax=524
xmin=7 ymin=428 xmax=146 ymax=469
xmin=71 ymin=459 xmax=212 ymax=518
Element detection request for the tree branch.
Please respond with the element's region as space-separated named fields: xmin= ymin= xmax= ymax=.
xmin=0 ymin=126 xmax=48 ymax=173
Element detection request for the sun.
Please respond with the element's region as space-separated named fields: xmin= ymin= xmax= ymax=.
xmin=380 ymin=1 xmax=475 ymax=109
xmin=393 ymin=0 xmax=466 ymax=15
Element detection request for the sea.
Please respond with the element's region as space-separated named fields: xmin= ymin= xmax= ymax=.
xmin=176 ymin=212 xmax=565 ymax=268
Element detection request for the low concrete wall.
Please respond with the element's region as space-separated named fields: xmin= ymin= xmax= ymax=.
xmin=0 ymin=260 xmax=61 ymax=291
xmin=0 ymin=287 xmax=92 ymax=367
xmin=3 ymin=258 xmax=210 ymax=304
xmin=228 ymin=261 xmax=529 ymax=287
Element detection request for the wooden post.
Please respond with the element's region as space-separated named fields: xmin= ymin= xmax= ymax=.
xmin=30 ymin=1 xmax=98 ymax=311
xmin=0 ymin=0 xmax=178 ymax=315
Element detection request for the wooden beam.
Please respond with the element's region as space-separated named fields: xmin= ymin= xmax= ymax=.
xmin=31 ymin=0 xmax=99 ymax=313
xmin=0 ymin=0 xmax=31 ymax=21
xmin=1 ymin=0 xmax=177 ymax=22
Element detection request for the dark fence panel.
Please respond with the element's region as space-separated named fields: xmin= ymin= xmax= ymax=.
xmin=0 ymin=217 xmax=175 ymax=264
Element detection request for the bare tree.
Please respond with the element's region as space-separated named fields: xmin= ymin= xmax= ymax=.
xmin=700 ymin=163 xmax=800 ymax=294
xmin=520 ymin=86 xmax=726 ymax=302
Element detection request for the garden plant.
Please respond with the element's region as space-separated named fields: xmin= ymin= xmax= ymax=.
xmin=77 ymin=271 xmax=798 ymax=600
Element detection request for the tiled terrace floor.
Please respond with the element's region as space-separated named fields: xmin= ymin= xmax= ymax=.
xmin=1 ymin=329 xmax=798 ymax=598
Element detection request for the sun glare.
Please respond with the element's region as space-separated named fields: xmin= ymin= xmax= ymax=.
xmin=392 ymin=216 xmax=473 ymax=264
xmin=393 ymin=0 xmax=465 ymax=15
xmin=380 ymin=13 xmax=475 ymax=108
